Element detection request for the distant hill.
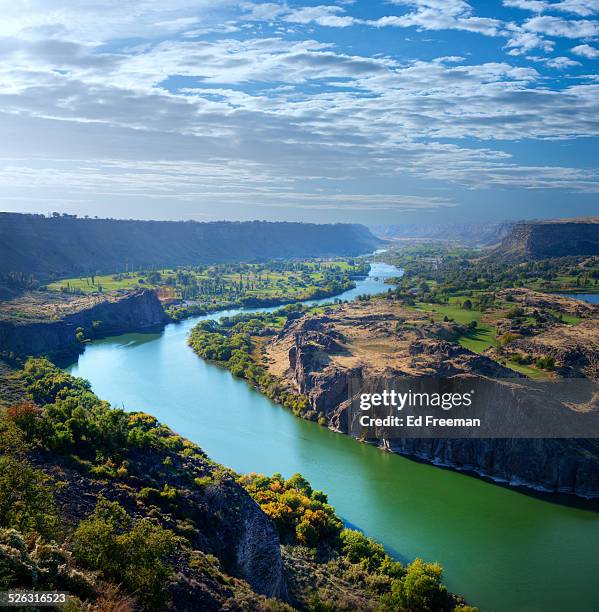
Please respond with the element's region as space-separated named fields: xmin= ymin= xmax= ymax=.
xmin=493 ymin=218 xmax=599 ymax=260
xmin=371 ymin=221 xmax=514 ymax=245
xmin=0 ymin=213 xmax=382 ymax=280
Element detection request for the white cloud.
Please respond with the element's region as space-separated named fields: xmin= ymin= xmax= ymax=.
xmin=370 ymin=1 xmax=503 ymax=36
xmin=523 ymin=15 xmax=599 ymax=38
xmin=504 ymin=0 xmax=599 ymax=17
xmin=284 ymin=5 xmax=358 ymax=28
xmin=572 ymin=43 xmax=599 ymax=58
xmin=504 ymin=27 xmax=554 ymax=54
xmin=0 ymin=0 xmax=238 ymax=42
xmin=545 ymin=55 xmax=581 ymax=68
xmin=504 ymin=0 xmax=547 ymax=11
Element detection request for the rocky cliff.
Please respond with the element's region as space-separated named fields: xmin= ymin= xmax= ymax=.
xmin=31 ymin=446 xmax=287 ymax=607
xmin=0 ymin=289 xmax=168 ymax=358
xmin=493 ymin=218 xmax=599 ymax=260
xmin=267 ymin=302 xmax=599 ymax=498
xmin=0 ymin=213 xmax=382 ymax=279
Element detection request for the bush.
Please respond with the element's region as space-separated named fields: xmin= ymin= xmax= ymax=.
xmin=340 ymin=529 xmax=386 ymax=570
xmin=72 ymin=498 xmax=176 ymax=611
xmin=0 ymin=454 xmax=57 ymax=538
xmin=239 ymin=472 xmax=342 ymax=549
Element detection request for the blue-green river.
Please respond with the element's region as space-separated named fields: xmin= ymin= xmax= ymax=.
xmin=67 ymin=264 xmax=599 ymax=612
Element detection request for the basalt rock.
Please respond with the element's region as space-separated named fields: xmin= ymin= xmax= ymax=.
xmin=493 ymin=218 xmax=599 ymax=261
xmin=0 ymin=289 xmax=169 ymax=359
xmin=268 ymin=302 xmax=599 ymax=499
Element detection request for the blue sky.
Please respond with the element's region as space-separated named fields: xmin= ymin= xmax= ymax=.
xmin=0 ymin=0 xmax=598 ymax=224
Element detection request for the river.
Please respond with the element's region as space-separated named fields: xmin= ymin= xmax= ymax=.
xmin=66 ymin=263 xmax=599 ymax=612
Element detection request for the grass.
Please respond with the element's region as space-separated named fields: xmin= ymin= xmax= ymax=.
xmin=551 ymin=311 xmax=582 ymax=325
xmin=527 ymin=275 xmax=599 ymax=294
xmin=425 ymin=303 xmax=482 ymax=325
xmin=457 ymin=324 xmax=497 ymax=353
xmin=503 ymin=360 xmax=552 ymax=380
xmin=416 ymin=302 xmax=498 ymax=352
xmin=48 ymin=274 xmax=144 ymax=293
xmin=47 ymin=260 xmax=362 ymax=303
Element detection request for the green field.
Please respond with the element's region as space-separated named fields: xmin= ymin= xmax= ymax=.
xmin=416 ymin=301 xmax=498 ymax=353
xmin=47 ymin=259 xmax=369 ymax=319
xmin=417 ymin=301 xmax=558 ymax=378
xmin=47 ymin=260 xmax=364 ymax=298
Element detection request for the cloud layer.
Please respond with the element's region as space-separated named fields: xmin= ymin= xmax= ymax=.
xmin=0 ymin=0 xmax=598 ymax=221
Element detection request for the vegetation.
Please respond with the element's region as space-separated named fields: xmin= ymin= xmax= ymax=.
xmin=382 ymin=243 xmax=599 ymax=297
xmin=376 ymin=244 xmax=594 ymax=377
xmin=47 ymin=259 xmax=370 ymax=320
xmin=239 ymin=473 xmax=343 ymax=549
xmin=0 ymin=358 xmax=471 ymax=610
xmin=240 ymin=471 xmax=471 ymax=611
xmin=72 ymin=498 xmax=177 ymax=610
xmin=0 ymin=213 xmax=380 ymax=282
xmin=189 ymin=307 xmax=320 ymax=421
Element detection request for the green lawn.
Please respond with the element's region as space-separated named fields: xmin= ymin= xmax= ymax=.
xmin=503 ymin=360 xmax=552 ymax=380
xmin=457 ymin=324 xmax=497 ymax=353
xmin=414 ymin=302 xmax=498 ymax=353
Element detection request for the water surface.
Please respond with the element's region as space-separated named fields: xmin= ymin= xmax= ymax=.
xmin=67 ymin=264 xmax=599 ymax=612
xmin=560 ymin=293 xmax=599 ymax=304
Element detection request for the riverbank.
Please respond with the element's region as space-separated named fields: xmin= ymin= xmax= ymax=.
xmin=0 ymin=288 xmax=168 ymax=360
xmin=3 ymin=356 xmax=467 ymax=611
xmin=0 ymin=263 xmax=372 ymax=360
xmin=65 ymin=264 xmax=599 ymax=612
xmin=187 ymin=297 xmax=599 ymax=499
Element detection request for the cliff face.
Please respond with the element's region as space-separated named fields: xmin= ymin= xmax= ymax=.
xmin=372 ymin=221 xmax=514 ymax=245
xmin=267 ymin=303 xmax=599 ymax=499
xmin=494 ymin=218 xmax=599 ymax=260
xmin=383 ymin=438 xmax=599 ymax=498
xmin=0 ymin=213 xmax=382 ymax=279
xmin=32 ymin=448 xmax=287 ymax=606
xmin=0 ymin=289 xmax=168 ymax=358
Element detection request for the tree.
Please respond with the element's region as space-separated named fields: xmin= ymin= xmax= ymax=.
xmin=380 ymin=558 xmax=452 ymax=612
xmin=340 ymin=529 xmax=387 ymax=571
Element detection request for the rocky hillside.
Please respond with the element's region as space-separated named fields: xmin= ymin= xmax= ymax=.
xmin=265 ymin=302 xmax=599 ymax=498
xmin=372 ymin=221 xmax=514 ymax=245
xmin=0 ymin=289 xmax=168 ymax=359
xmin=493 ymin=218 xmax=599 ymax=260
xmin=0 ymin=358 xmax=471 ymax=611
xmin=0 ymin=213 xmax=382 ymax=280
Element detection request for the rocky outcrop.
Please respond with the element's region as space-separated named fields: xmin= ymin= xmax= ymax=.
xmin=383 ymin=438 xmax=599 ymax=498
xmin=32 ymin=444 xmax=287 ymax=604
xmin=268 ymin=303 xmax=599 ymax=499
xmin=498 ymin=287 xmax=599 ymax=318
xmin=0 ymin=289 xmax=169 ymax=358
xmin=493 ymin=218 xmax=599 ymax=260
xmin=510 ymin=318 xmax=599 ymax=379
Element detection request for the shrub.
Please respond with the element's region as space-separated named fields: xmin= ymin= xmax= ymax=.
xmin=72 ymin=498 xmax=176 ymax=610
xmin=239 ymin=472 xmax=342 ymax=549
xmin=0 ymin=454 xmax=57 ymax=538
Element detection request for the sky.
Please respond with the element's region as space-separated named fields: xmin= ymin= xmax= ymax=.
xmin=0 ymin=0 xmax=598 ymax=225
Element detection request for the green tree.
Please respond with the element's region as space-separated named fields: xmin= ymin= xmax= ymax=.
xmin=380 ymin=558 xmax=451 ymax=612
